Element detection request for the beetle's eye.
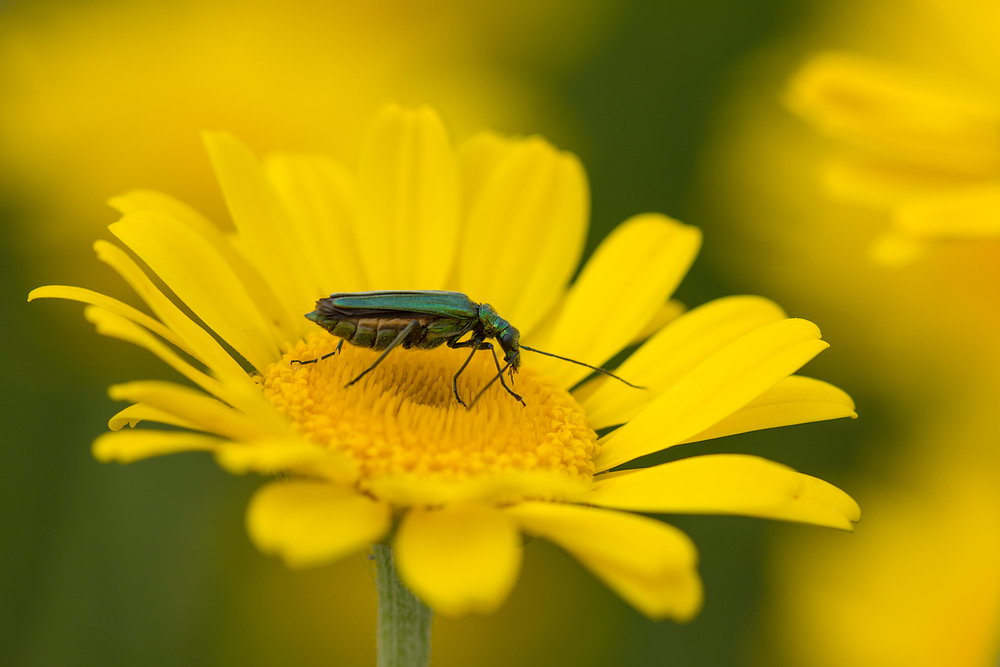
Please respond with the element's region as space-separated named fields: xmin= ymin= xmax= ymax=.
xmin=500 ymin=331 xmax=514 ymax=350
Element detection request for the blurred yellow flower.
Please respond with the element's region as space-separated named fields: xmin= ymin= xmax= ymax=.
xmin=0 ymin=0 xmax=607 ymax=277
xmin=701 ymin=0 xmax=1000 ymax=664
xmin=31 ymin=105 xmax=859 ymax=619
xmin=770 ymin=423 xmax=1000 ymax=667
xmin=785 ymin=4 xmax=1000 ymax=265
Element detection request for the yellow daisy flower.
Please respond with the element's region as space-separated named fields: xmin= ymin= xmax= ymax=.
xmin=30 ymin=104 xmax=859 ymax=621
xmin=787 ymin=47 xmax=1000 ymax=265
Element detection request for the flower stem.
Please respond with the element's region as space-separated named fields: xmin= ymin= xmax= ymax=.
xmin=374 ymin=544 xmax=433 ymax=667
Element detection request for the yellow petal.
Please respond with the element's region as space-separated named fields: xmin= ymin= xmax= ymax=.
xmin=563 ymin=296 xmax=685 ymax=398
xmin=93 ymin=429 xmax=221 ymax=463
xmin=681 ymin=376 xmax=856 ymax=444
xmin=507 ymin=502 xmax=702 ymax=621
xmin=457 ymin=136 xmax=588 ymax=336
xmin=895 ymin=182 xmax=1000 ymax=239
xmin=456 ymin=131 xmax=516 ymax=222
xmin=109 ymin=190 xmax=301 ymax=344
xmin=264 ymin=153 xmax=368 ymax=293
xmin=393 ymin=505 xmax=521 ymax=616
xmin=108 ymin=381 xmax=287 ymax=442
xmin=215 ymin=441 xmax=357 ymax=484
xmin=367 ymin=470 xmax=589 ymax=506
xmin=203 ymin=131 xmax=317 ymax=316
xmin=109 ymin=211 xmax=280 ymax=371
xmin=246 ymin=481 xmax=391 ymax=569
xmin=628 ymin=299 xmax=686 ymax=346
xmin=82 ymin=306 xmax=251 ymax=412
xmin=595 ymin=318 xmax=828 ymax=472
xmin=94 ymin=240 xmax=253 ymax=384
xmin=110 ymin=189 xmax=244 ymax=253
xmin=588 ymin=454 xmax=860 ymax=530
xmin=786 ymin=52 xmax=1000 ymax=175
xmin=583 ymin=295 xmax=787 ymax=429
xmin=355 ymin=104 xmax=461 ymax=289
xmin=534 ymin=214 xmax=701 ymax=389
xmin=109 ymin=403 xmax=198 ymax=431
xmin=28 ymin=285 xmax=188 ymax=353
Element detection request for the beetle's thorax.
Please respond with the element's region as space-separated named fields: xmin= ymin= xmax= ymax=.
xmin=478 ymin=303 xmax=521 ymax=370
xmin=477 ymin=303 xmax=502 ymax=334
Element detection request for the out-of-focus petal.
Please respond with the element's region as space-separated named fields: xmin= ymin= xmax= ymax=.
xmin=366 ymin=471 xmax=589 ymax=507
xmin=456 ymin=136 xmax=588 ymax=336
xmin=215 ymin=441 xmax=357 ymax=484
xmin=264 ymin=153 xmax=367 ymax=293
xmin=394 ymin=504 xmax=521 ymax=616
xmin=108 ymin=381 xmax=288 ymax=442
xmin=456 ymin=131 xmax=516 ymax=221
xmin=203 ymin=131 xmax=317 ymax=316
xmin=895 ymin=182 xmax=1000 ymax=239
xmin=868 ymin=231 xmax=930 ymax=266
xmin=355 ymin=105 xmax=461 ymax=290
xmin=246 ymin=481 xmax=391 ymax=568
xmin=787 ymin=52 xmax=1000 ymax=175
xmin=824 ymin=158 xmax=970 ymax=209
xmin=108 ymin=403 xmax=197 ymax=431
xmin=93 ymin=429 xmax=221 ymax=463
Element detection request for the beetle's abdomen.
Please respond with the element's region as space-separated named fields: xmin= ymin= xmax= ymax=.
xmin=320 ymin=317 xmax=430 ymax=350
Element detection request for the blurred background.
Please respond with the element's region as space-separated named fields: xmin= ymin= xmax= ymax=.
xmin=3 ymin=0 xmax=999 ymax=665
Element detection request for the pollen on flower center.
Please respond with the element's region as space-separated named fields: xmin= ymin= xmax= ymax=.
xmin=260 ymin=332 xmax=600 ymax=495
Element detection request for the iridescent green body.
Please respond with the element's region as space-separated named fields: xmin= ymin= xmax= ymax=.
xmin=307 ymin=291 xmax=512 ymax=354
xmin=301 ymin=290 xmax=523 ymax=406
xmin=298 ymin=290 xmax=639 ymax=407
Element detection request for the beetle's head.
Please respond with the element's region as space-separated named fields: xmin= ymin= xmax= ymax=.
xmin=479 ymin=303 xmax=521 ymax=371
xmin=498 ymin=325 xmax=521 ymax=371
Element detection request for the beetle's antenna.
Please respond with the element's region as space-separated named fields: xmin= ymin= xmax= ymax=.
xmin=469 ymin=360 xmax=513 ymax=408
xmin=520 ymin=345 xmax=645 ymax=389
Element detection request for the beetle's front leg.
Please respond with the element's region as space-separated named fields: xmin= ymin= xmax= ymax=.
xmin=447 ymin=336 xmax=484 ymax=407
xmin=479 ymin=342 xmax=525 ymax=406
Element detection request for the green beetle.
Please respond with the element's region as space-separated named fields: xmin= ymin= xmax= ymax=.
xmin=294 ymin=290 xmax=640 ymax=407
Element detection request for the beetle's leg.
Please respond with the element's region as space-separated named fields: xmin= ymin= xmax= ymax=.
xmin=478 ymin=342 xmax=525 ymax=406
xmin=446 ymin=336 xmax=485 ymax=407
xmin=292 ymin=338 xmax=344 ymax=366
xmin=447 ymin=338 xmax=525 ymax=406
xmin=451 ymin=346 xmax=480 ymax=408
xmin=469 ymin=356 xmax=516 ymax=409
xmin=345 ymin=321 xmax=418 ymax=387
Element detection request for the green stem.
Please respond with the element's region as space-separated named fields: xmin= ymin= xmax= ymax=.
xmin=374 ymin=544 xmax=433 ymax=667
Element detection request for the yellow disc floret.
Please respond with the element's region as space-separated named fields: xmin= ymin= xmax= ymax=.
xmin=260 ymin=333 xmax=599 ymax=501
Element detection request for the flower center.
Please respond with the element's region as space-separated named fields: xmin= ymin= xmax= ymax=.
xmin=261 ymin=333 xmax=599 ymax=502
